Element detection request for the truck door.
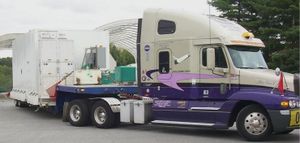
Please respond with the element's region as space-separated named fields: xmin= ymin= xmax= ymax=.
xmin=198 ymin=45 xmax=231 ymax=100
xmin=177 ymin=45 xmax=232 ymax=124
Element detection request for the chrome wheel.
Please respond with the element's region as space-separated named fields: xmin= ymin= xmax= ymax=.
xmin=70 ymin=105 xmax=81 ymax=122
xmin=244 ymin=112 xmax=268 ymax=135
xmin=94 ymin=106 xmax=107 ymax=125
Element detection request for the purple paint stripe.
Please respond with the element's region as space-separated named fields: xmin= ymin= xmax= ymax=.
xmin=157 ymin=72 xmax=224 ymax=91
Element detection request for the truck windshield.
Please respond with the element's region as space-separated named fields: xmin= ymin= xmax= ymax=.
xmin=228 ymin=46 xmax=268 ymax=69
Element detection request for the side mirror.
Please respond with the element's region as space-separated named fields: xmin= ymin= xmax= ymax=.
xmin=275 ymin=67 xmax=281 ymax=76
xmin=207 ymin=48 xmax=215 ymax=70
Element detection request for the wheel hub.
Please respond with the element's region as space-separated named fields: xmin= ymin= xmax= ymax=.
xmin=94 ymin=107 xmax=107 ymax=125
xmin=244 ymin=112 xmax=268 ymax=135
xmin=70 ymin=105 xmax=81 ymax=122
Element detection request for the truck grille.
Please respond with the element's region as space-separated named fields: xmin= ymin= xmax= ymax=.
xmin=294 ymin=74 xmax=299 ymax=96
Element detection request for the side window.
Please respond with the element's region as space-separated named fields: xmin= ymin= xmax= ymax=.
xmin=159 ymin=51 xmax=170 ymax=73
xmin=202 ymin=47 xmax=227 ymax=68
xmin=202 ymin=48 xmax=207 ymax=66
xmin=158 ymin=20 xmax=176 ymax=35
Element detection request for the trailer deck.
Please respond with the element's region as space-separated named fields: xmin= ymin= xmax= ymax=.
xmin=57 ymin=84 xmax=138 ymax=95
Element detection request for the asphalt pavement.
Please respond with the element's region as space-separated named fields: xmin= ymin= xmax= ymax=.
xmin=0 ymin=96 xmax=299 ymax=143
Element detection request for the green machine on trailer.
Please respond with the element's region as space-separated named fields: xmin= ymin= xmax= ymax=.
xmin=101 ymin=66 xmax=136 ymax=84
xmin=115 ymin=66 xmax=136 ymax=83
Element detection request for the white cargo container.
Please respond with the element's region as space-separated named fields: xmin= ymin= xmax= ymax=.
xmin=9 ymin=30 xmax=112 ymax=106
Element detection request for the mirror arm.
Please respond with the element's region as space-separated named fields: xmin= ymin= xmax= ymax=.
xmin=211 ymin=69 xmax=225 ymax=76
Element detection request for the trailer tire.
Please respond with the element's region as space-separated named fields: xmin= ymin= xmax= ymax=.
xmin=68 ymin=100 xmax=89 ymax=126
xmin=15 ymin=100 xmax=29 ymax=108
xmin=236 ymin=104 xmax=272 ymax=141
xmin=91 ymin=100 xmax=117 ymax=128
xmin=62 ymin=102 xmax=69 ymax=122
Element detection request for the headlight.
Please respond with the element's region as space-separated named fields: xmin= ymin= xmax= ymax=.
xmin=289 ymin=100 xmax=296 ymax=108
xmin=289 ymin=100 xmax=299 ymax=108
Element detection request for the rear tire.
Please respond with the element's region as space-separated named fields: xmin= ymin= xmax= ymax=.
xmin=68 ymin=100 xmax=89 ymax=126
xmin=62 ymin=102 xmax=69 ymax=122
xmin=113 ymin=113 xmax=120 ymax=127
xmin=91 ymin=100 xmax=118 ymax=128
xmin=236 ymin=104 xmax=272 ymax=141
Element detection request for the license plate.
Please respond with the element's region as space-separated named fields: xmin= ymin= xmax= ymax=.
xmin=290 ymin=109 xmax=300 ymax=127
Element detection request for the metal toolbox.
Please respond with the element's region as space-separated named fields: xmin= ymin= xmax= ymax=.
xmin=133 ymin=100 xmax=153 ymax=124
xmin=120 ymin=100 xmax=136 ymax=123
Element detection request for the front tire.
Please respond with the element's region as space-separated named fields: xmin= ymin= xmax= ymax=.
xmin=236 ymin=104 xmax=272 ymax=141
xmin=91 ymin=100 xmax=119 ymax=128
xmin=68 ymin=100 xmax=89 ymax=126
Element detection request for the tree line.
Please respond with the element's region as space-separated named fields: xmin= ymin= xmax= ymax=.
xmin=0 ymin=57 xmax=12 ymax=92
xmin=109 ymin=43 xmax=135 ymax=66
xmin=211 ymin=0 xmax=299 ymax=73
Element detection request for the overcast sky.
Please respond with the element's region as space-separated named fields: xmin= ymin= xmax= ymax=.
xmin=0 ymin=0 xmax=217 ymax=57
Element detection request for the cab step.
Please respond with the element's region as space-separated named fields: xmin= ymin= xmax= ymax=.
xmin=151 ymin=120 xmax=215 ymax=127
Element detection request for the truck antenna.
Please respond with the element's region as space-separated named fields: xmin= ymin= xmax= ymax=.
xmin=208 ymin=0 xmax=212 ymax=45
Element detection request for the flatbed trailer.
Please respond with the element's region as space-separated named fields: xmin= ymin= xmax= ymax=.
xmin=55 ymin=84 xmax=138 ymax=114
xmin=8 ymin=9 xmax=299 ymax=141
xmin=57 ymin=84 xmax=138 ymax=96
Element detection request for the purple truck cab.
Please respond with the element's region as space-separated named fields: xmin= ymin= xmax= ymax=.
xmin=137 ymin=9 xmax=300 ymax=141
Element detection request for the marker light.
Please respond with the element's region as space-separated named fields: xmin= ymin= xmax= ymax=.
xmin=280 ymin=101 xmax=289 ymax=108
xmin=242 ymin=32 xmax=254 ymax=39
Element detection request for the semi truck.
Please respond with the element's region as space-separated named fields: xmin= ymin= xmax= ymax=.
xmin=8 ymin=9 xmax=300 ymax=141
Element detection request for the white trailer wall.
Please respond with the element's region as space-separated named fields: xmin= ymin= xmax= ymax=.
xmin=10 ymin=29 xmax=112 ymax=106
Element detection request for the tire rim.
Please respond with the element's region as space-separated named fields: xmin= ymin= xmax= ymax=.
xmin=94 ymin=106 xmax=107 ymax=125
xmin=244 ymin=112 xmax=268 ymax=135
xmin=70 ymin=105 xmax=81 ymax=122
